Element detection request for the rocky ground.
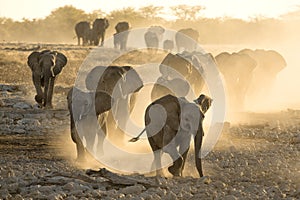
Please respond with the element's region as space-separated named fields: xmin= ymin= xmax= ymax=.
xmin=0 ymin=43 xmax=299 ymax=199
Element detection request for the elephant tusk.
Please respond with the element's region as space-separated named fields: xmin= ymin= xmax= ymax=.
xmin=50 ymin=54 xmax=57 ymax=77
xmin=50 ymin=66 xmax=55 ymax=77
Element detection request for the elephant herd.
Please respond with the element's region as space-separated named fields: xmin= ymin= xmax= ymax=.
xmin=215 ymin=49 xmax=286 ymax=111
xmin=27 ymin=30 xmax=286 ymax=178
xmin=75 ymin=19 xmax=200 ymax=52
xmin=75 ymin=18 xmax=109 ymax=46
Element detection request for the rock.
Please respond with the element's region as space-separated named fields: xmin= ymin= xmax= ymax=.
xmin=54 ymin=112 xmax=69 ymax=120
xmin=120 ymin=184 xmax=145 ymax=195
xmin=199 ymin=176 xmax=211 ymax=184
xmin=17 ymin=118 xmax=40 ymax=126
xmin=12 ymin=127 xmax=26 ymax=134
xmin=13 ymin=102 xmax=32 ymax=109
xmin=0 ymin=84 xmax=18 ymax=92
xmin=13 ymin=194 xmax=24 ymax=200
xmin=0 ymin=100 xmax=5 ymax=107
xmin=24 ymin=113 xmax=47 ymax=120
xmin=223 ymin=195 xmax=238 ymax=200
xmin=5 ymin=113 xmax=23 ymax=120
xmin=291 ymin=135 xmax=300 ymax=144
xmin=165 ymin=191 xmax=178 ymax=200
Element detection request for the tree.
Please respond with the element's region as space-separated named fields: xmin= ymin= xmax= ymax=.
xmin=139 ymin=5 xmax=163 ymax=18
xmin=171 ymin=4 xmax=205 ymax=21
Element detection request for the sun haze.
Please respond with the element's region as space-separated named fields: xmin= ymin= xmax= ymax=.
xmin=0 ymin=0 xmax=299 ymax=21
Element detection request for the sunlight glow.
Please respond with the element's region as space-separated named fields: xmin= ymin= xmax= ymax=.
xmin=0 ymin=0 xmax=299 ymax=21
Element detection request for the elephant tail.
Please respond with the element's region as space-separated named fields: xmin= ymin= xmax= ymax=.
xmin=128 ymin=128 xmax=146 ymax=142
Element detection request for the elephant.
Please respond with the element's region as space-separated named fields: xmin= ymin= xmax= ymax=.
xmin=163 ymin=40 xmax=174 ymax=52
xmin=67 ymin=87 xmax=113 ymax=161
xmin=175 ymin=28 xmax=199 ymax=52
xmin=113 ymin=21 xmax=130 ymax=50
xmin=238 ymin=49 xmax=286 ymax=99
xmin=215 ymin=52 xmax=257 ymax=111
xmin=69 ymin=65 xmax=143 ymax=161
xmin=144 ymin=26 xmax=165 ymax=49
xmin=129 ymin=94 xmax=212 ymax=177
xmin=151 ymin=52 xmax=205 ymax=101
xmin=75 ymin=21 xmax=92 ymax=46
xmin=27 ymin=50 xmax=67 ymax=108
xmin=91 ymin=18 xmax=109 ymax=46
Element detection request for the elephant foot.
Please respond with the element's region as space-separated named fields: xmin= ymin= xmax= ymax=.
xmin=44 ymin=104 xmax=53 ymax=109
xmin=35 ymin=95 xmax=43 ymax=105
xmin=168 ymin=158 xmax=184 ymax=177
xmin=168 ymin=165 xmax=181 ymax=176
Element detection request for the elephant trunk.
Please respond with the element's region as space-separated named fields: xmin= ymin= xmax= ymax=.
xmin=43 ymin=75 xmax=55 ymax=108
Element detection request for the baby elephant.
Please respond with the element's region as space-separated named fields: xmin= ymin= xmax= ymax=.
xmin=130 ymin=94 xmax=212 ymax=177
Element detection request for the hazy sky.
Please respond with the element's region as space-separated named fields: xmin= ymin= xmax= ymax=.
xmin=0 ymin=0 xmax=300 ymax=21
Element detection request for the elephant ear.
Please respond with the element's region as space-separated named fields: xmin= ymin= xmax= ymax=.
xmin=95 ymin=91 xmax=113 ymax=115
xmin=27 ymin=51 xmax=41 ymax=71
xmin=104 ymin=18 xmax=109 ymax=29
xmin=52 ymin=51 xmax=67 ymax=76
xmin=85 ymin=66 xmax=107 ymax=91
xmin=194 ymin=94 xmax=212 ymax=114
xmin=121 ymin=66 xmax=143 ymax=94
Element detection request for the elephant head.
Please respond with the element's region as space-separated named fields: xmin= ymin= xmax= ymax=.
xmin=215 ymin=51 xmax=256 ymax=111
xmin=115 ymin=21 xmax=130 ymax=33
xmin=238 ymin=48 xmax=287 ymax=103
xmin=27 ymin=50 xmax=67 ymax=108
xmin=151 ymin=52 xmax=205 ymax=101
xmin=92 ymin=18 xmax=109 ymax=46
xmin=175 ymin=28 xmax=199 ymax=52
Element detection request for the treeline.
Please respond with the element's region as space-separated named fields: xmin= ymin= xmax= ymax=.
xmin=0 ymin=5 xmax=299 ymax=44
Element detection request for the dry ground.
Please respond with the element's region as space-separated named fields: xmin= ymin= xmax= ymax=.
xmin=0 ymin=43 xmax=299 ymax=199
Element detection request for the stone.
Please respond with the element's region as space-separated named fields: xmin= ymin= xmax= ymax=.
xmin=120 ymin=185 xmax=145 ymax=195
xmin=13 ymin=102 xmax=32 ymax=109
xmin=18 ymin=118 xmax=40 ymax=126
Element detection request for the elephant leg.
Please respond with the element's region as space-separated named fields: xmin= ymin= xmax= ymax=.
xmin=32 ymin=72 xmax=44 ymax=106
xmin=178 ymin=147 xmax=190 ymax=176
xmin=194 ymin=130 xmax=204 ymax=177
xmin=96 ymin=113 xmax=107 ymax=156
xmin=148 ymin=136 xmax=164 ymax=176
xmin=113 ymin=34 xmax=118 ymax=49
xmin=77 ymin=37 xmax=80 ymax=46
xmin=44 ymin=77 xmax=55 ymax=109
xmin=152 ymin=150 xmax=164 ymax=176
xmin=120 ymin=34 xmax=128 ymax=51
xmin=100 ymin=32 xmax=104 ymax=46
xmin=70 ymin=115 xmax=86 ymax=161
xmin=162 ymin=126 xmax=183 ymax=176
xmin=168 ymin=154 xmax=184 ymax=177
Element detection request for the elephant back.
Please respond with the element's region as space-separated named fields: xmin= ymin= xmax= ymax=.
xmin=115 ymin=22 xmax=130 ymax=33
xmin=93 ymin=18 xmax=109 ymax=31
xmin=159 ymin=53 xmax=193 ymax=78
xmin=147 ymin=94 xmax=182 ymax=131
xmin=75 ymin=21 xmax=90 ymax=36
